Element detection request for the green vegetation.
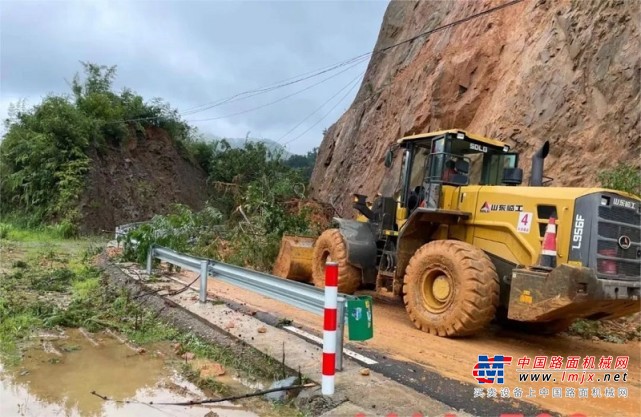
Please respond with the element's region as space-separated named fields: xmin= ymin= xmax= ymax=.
xmin=284 ymin=147 xmax=318 ymax=182
xmin=1 ymin=61 xmax=318 ymax=246
xmin=0 ymin=222 xmax=82 ymax=242
xmin=568 ymin=318 xmax=641 ymax=343
xmin=0 ymin=63 xmax=189 ymax=229
xmin=598 ymin=162 xmax=641 ymax=196
xmin=123 ymin=140 xmax=324 ymax=271
xmin=123 ymin=204 xmax=223 ymax=265
xmin=0 ymin=227 xmax=293 ymax=384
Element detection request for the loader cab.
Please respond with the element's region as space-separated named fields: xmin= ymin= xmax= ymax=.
xmin=398 ymin=130 xmax=521 ymax=212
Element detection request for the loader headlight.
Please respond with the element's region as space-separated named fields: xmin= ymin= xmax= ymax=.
xmin=601 ymin=196 xmax=610 ymax=206
xmin=456 ymin=132 xmax=465 ymax=140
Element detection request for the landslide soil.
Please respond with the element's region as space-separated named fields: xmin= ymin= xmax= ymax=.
xmin=79 ymin=126 xmax=207 ymax=233
xmin=170 ymin=271 xmax=641 ymax=417
xmin=310 ymin=0 xmax=641 ymax=214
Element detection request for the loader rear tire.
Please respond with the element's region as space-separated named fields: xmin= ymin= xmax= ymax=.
xmin=311 ymin=229 xmax=361 ymax=294
xmin=403 ymin=240 xmax=499 ymax=337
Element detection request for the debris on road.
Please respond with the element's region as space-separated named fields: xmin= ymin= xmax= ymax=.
xmin=199 ymin=361 xmax=226 ymax=378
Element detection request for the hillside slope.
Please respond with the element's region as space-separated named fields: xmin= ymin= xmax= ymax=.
xmin=310 ymin=0 xmax=640 ymax=214
xmin=79 ymin=127 xmax=207 ymax=232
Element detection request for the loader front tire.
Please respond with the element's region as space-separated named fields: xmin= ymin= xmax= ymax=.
xmin=403 ymin=240 xmax=499 ymax=337
xmin=311 ymin=229 xmax=361 ymax=294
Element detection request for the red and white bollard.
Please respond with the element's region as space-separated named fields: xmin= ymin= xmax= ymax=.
xmin=322 ymin=261 xmax=338 ymax=395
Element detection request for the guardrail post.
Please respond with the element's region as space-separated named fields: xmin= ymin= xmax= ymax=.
xmin=146 ymin=246 xmax=154 ymax=275
xmin=335 ymin=297 xmax=345 ymax=372
xmin=199 ymin=260 xmax=208 ymax=303
xmin=322 ymin=262 xmax=338 ymax=396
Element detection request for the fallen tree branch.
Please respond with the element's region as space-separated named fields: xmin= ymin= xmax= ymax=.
xmin=91 ymin=382 xmax=316 ymax=406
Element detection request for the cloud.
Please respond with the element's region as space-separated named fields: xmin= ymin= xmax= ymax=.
xmin=0 ymin=0 xmax=388 ymax=154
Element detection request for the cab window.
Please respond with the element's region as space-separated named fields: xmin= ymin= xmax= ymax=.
xmin=483 ymin=153 xmax=518 ymax=185
xmin=409 ymin=146 xmax=430 ymax=192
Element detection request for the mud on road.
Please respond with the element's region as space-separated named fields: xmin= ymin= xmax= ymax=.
xmin=170 ymin=270 xmax=641 ymax=417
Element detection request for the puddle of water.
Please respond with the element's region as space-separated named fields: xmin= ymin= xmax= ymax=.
xmin=0 ymin=329 xmax=258 ymax=417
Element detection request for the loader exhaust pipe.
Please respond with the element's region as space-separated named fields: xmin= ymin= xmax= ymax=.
xmin=529 ymin=140 xmax=550 ymax=186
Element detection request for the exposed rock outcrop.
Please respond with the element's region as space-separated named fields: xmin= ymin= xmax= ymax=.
xmin=310 ymin=0 xmax=640 ymax=216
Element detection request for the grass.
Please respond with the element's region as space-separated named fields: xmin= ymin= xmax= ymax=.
xmin=0 ymin=222 xmax=71 ymax=242
xmin=0 ymin=223 xmax=298 ymax=397
xmin=0 ymin=224 xmax=111 ymax=362
xmin=179 ymin=362 xmax=230 ymax=396
xmin=175 ymin=332 xmax=286 ymax=381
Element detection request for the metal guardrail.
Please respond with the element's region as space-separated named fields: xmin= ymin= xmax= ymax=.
xmin=146 ymin=245 xmax=349 ymax=371
xmin=115 ymin=222 xmax=148 ymax=240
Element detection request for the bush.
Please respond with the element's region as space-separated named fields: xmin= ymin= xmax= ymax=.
xmin=123 ymin=204 xmax=223 ymax=264
xmin=0 ymin=224 xmax=10 ymax=239
xmin=50 ymin=220 xmax=78 ymax=239
xmin=0 ymin=62 xmax=190 ymax=226
xmin=598 ymin=163 xmax=641 ymax=196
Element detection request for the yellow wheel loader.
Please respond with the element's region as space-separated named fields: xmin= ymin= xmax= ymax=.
xmin=274 ymin=130 xmax=641 ymax=336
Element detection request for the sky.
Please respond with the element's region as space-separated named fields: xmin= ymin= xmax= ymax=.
xmin=0 ymin=0 xmax=389 ymax=155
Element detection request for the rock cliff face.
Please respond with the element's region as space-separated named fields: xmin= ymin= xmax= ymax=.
xmin=310 ymin=0 xmax=640 ymax=216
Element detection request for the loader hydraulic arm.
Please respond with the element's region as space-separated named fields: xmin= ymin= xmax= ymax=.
xmin=353 ymin=194 xmax=375 ymax=221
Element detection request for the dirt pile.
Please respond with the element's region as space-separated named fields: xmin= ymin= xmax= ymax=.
xmin=310 ymin=0 xmax=640 ymax=215
xmin=79 ymin=126 xmax=207 ymax=232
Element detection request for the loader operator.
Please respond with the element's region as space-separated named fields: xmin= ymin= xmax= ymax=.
xmin=441 ymin=159 xmax=457 ymax=182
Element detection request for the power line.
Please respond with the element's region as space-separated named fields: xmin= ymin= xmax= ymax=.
xmin=275 ymin=71 xmax=366 ymax=144
xmin=104 ymin=56 xmax=369 ymax=125
xmin=186 ymin=57 xmax=368 ymax=123
xmin=279 ymin=0 xmax=526 ymax=147
xmin=180 ymin=55 xmax=370 ymax=116
xmin=372 ymin=0 xmax=524 ymax=56
xmin=282 ymin=74 xmax=362 ymax=148
xmin=109 ymin=0 xmax=525 ymax=126
xmin=184 ymin=0 xmax=525 ymax=119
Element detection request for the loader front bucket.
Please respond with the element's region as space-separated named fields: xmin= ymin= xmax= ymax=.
xmin=272 ymin=236 xmax=315 ymax=282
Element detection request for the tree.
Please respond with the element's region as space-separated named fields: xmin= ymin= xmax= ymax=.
xmin=284 ymin=147 xmax=318 ymax=181
xmin=0 ymin=62 xmax=188 ymax=227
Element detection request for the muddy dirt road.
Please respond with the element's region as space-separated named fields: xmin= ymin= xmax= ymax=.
xmin=172 ymin=271 xmax=641 ymax=417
